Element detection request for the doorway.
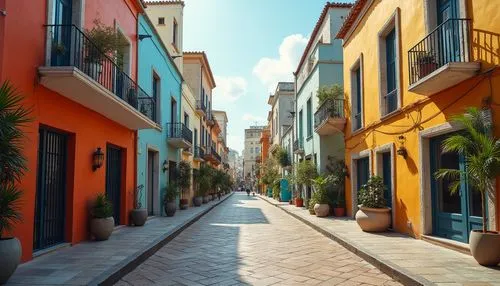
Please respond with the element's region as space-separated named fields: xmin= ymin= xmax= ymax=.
xmin=147 ymin=150 xmax=159 ymax=216
xmin=430 ymin=134 xmax=483 ymax=243
xmin=106 ymin=144 xmax=122 ymax=225
xmin=34 ymin=128 xmax=68 ymax=251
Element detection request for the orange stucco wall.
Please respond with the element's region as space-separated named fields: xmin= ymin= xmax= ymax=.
xmin=0 ymin=0 xmax=141 ymax=262
xmin=342 ymin=0 xmax=500 ymax=236
xmin=259 ymin=129 xmax=270 ymax=193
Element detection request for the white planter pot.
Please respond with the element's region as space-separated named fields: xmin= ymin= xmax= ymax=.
xmin=314 ymin=204 xmax=330 ymax=217
xmin=469 ymin=230 xmax=500 ymax=266
xmin=355 ymin=205 xmax=391 ymax=232
xmin=90 ymin=217 xmax=114 ymax=241
xmin=0 ymin=238 xmax=21 ymax=284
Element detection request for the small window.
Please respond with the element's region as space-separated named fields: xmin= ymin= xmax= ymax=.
xmin=184 ymin=112 xmax=189 ymax=127
xmin=173 ymin=18 xmax=178 ymax=47
xmin=351 ymin=57 xmax=363 ymax=131
xmin=306 ymin=98 xmax=312 ymax=137
xmin=158 ymin=17 xmax=165 ymax=25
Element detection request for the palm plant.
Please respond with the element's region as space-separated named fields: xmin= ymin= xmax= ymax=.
xmin=177 ymin=161 xmax=192 ymax=200
xmin=0 ymin=81 xmax=31 ymax=239
xmin=435 ymin=107 xmax=500 ymax=233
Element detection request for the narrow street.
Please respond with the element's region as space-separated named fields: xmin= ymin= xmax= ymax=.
xmin=116 ymin=193 xmax=401 ymax=286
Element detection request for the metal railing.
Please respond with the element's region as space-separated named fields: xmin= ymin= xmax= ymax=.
xmin=166 ymin=123 xmax=193 ymax=144
xmin=314 ymin=98 xmax=344 ymax=129
xmin=408 ymin=18 xmax=471 ymax=85
xmin=194 ymin=146 xmax=205 ymax=159
xmin=196 ymin=100 xmax=207 ymax=113
xmin=204 ymin=146 xmax=221 ymax=162
xmin=46 ymin=25 xmax=156 ymax=122
xmin=383 ymin=89 xmax=398 ymax=115
xmin=293 ymin=138 xmax=304 ymax=152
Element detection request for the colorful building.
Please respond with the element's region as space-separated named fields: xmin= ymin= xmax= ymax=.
xmin=136 ymin=12 xmax=183 ymax=216
xmin=293 ymin=2 xmax=351 ymax=202
xmin=338 ymin=0 xmax=500 ymax=243
xmin=0 ymin=0 xmax=154 ymax=261
xmin=259 ymin=127 xmax=271 ymax=194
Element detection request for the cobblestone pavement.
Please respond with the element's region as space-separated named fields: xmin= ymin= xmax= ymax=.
xmin=116 ymin=193 xmax=401 ymax=286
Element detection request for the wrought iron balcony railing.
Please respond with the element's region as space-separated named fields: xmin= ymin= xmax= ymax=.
xmin=293 ymin=138 xmax=304 ymax=152
xmin=314 ymin=99 xmax=344 ymax=129
xmin=46 ymin=24 xmax=156 ymax=122
xmin=166 ymin=123 xmax=193 ymax=143
xmin=408 ymin=18 xmax=472 ymax=85
xmin=194 ymin=146 xmax=205 ymax=159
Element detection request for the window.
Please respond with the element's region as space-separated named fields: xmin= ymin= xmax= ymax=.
xmin=158 ymin=17 xmax=165 ymax=25
xmin=384 ymin=29 xmax=397 ymax=114
xmin=170 ymin=98 xmax=177 ymax=123
xmin=306 ymin=98 xmax=312 ymax=137
xmin=173 ymin=18 xmax=178 ymax=47
xmin=298 ymin=110 xmax=303 ymax=142
xmin=152 ymin=73 xmax=160 ymax=123
xmin=250 ymin=148 xmax=253 ymax=154
xmin=184 ymin=112 xmax=189 ymax=127
xmin=351 ymin=56 xmax=363 ymax=131
xmin=255 ymin=147 xmax=260 ymax=153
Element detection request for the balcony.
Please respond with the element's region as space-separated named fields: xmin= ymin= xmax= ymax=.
xmin=195 ymin=100 xmax=207 ymax=116
xmin=408 ymin=19 xmax=480 ymax=95
xmin=314 ymin=99 xmax=345 ymax=135
xmin=166 ymin=123 xmax=193 ymax=149
xmin=206 ymin=113 xmax=215 ymax=127
xmin=204 ymin=146 xmax=221 ymax=165
xmin=293 ymin=139 xmax=304 ymax=155
xmin=193 ymin=146 xmax=205 ymax=162
xmin=38 ymin=25 xmax=157 ymax=130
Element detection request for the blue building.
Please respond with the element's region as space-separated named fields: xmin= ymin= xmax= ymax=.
xmin=136 ymin=13 xmax=187 ymax=216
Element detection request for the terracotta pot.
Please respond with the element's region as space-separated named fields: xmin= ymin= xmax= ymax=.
xmin=355 ymin=205 xmax=391 ymax=232
xmin=179 ymin=199 xmax=189 ymax=210
xmin=333 ymin=207 xmax=346 ymax=217
xmin=314 ymin=204 xmax=330 ymax=217
xmin=90 ymin=217 xmax=114 ymax=240
xmin=193 ymin=196 xmax=203 ymax=206
xmin=469 ymin=230 xmax=500 ymax=266
xmin=295 ymin=198 xmax=304 ymax=207
xmin=130 ymin=209 xmax=148 ymax=226
xmin=0 ymin=238 xmax=21 ymax=284
xmin=165 ymin=202 xmax=177 ymax=217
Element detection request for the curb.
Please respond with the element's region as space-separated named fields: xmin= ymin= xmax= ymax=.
xmin=90 ymin=193 xmax=234 ymax=286
xmin=258 ymin=196 xmax=433 ymax=286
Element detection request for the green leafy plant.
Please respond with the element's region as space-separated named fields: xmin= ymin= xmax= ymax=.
xmin=311 ymin=175 xmax=331 ymax=204
xmin=274 ymin=147 xmax=290 ymax=167
xmin=326 ymin=158 xmax=348 ymax=208
xmin=317 ymin=84 xmax=343 ymax=105
xmin=85 ymin=18 xmax=128 ymax=64
xmin=177 ymin=161 xmax=192 ymax=199
xmin=308 ymin=194 xmax=318 ymax=214
xmin=0 ymin=81 xmax=31 ymax=239
xmin=358 ymin=176 xmax=386 ymax=208
xmin=91 ymin=193 xmax=113 ymax=219
xmin=196 ymin=165 xmax=213 ymax=196
xmin=164 ymin=183 xmax=179 ymax=203
xmin=296 ymin=160 xmax=318 ymax=192
xmin=435 ymin=107 xmax=500 ymax=233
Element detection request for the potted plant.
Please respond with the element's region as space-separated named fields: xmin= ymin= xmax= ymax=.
xmin=0 ymin=81 xmax=31 ymax=284
xmin=296 ymin=161 xmax=318 ymax=208
xmin=308 ymin=195 xmax=317 ymax=215
xmin=416 ymin=51 xmax=438 ymax=79
xmin=198 ymin=165 xmax=211 ymax=204
xmin=90 ymin=193 xmax=114 ymax=240
xmin=130 ymin=185 xmax=147 ymax=226
xmin=435 ymin=107 xmax=500 ymax=266
xmin=177 ymin=161 xmax=192 ymax=210
xmin=355 ymin=176 xmax=391 ymax=232
xmin=333 ymin=198 xmax=346 ymax=217
xmin=163 ymin=184 xmax=178 ymax=217
xmin=311 ymin=175 xmax=331 ymax=217
xmin=275 ymin=147 xmax=290 ymax=168
xmin=326 ymin=159 xmax=348 ymax=217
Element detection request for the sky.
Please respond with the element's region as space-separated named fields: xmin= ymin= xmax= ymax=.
xmin=180 ymin=0 xmax=354 ymax=154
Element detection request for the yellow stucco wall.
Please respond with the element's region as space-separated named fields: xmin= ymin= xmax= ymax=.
xmin=343 ymin=0 xmax=500 ymax=236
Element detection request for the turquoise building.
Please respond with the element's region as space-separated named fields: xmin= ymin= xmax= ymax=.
xmin=136 ymin=14 xmax=185 ymax=216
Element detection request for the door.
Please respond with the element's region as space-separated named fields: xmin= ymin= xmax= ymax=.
xmin=34 ymin=128 xmax=67 ymax=251
xmin=51 ymin=0 xmax=72 ymax=66
xmin=381 ymin=153 xmax=392 ymax=209
xmin=356 ymin=157 xmax=370 ymax=192
xmin=430 ymin=134 xmax=483 ymax=243
xmin=280 ymin=179 xmax=291 ymax=202
xmin=147 ymin=151 xmax=155 ymax=216
xmin=437 ymin=0 xmax=460 ymax=64
xmin=106 ymin=145 xmax=122 ymax=225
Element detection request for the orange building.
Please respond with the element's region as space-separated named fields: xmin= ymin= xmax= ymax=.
xmin=259 ymin=127 xmax=271 ymax=194
xmin=0 ymin=0 xmax=156 ymax=261
xmin=338 ymin=0 xmax=500 ymax=244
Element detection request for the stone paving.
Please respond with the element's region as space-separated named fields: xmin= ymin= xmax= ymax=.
xmin=6 ymin=196 xmax=230 ymax=286
xmin=260 ymin=196 xmax=500 ymax=286
xmin=117 ymin=192 xmax=401 ymax=286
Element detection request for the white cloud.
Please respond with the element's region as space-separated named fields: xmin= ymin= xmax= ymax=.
xmin=253 ymin=34 xmax=308 ymax=92
xmin=242 ymin=113 xmax=265 ymax=123
xmin=213 ymin=76 xmax=247 ymax=103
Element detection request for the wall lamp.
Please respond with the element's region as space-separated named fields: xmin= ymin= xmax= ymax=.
xmin=162 ymin=160 xmax=168 ymax=173
xmin=92 ymin=147 xmax=105 ymax=171
xmin=138 ymin=34 xmax=152 ymax=41
xmin=397 ymin=135 xmax=408 ymax=159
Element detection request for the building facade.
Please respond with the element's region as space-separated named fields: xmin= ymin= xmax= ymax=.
xmin=293 ymin=2 xmax=351 ymax=179
xmin=1 ymin=0 xmax=155 ymax=261
xmin=338 ymin=0 xmax=500 ymax=243
xmin=136 ymin=13 xmax=183 ymax=216
xmin=268 ymin=82 xmax=295 ymax=154
xmin=243 ymin=126 xmax=265 ymax=187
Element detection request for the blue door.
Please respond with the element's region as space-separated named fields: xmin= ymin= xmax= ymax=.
xmin=381 ymin=152 xmax=392 ymax=209
xmin=430 ymin=134 xmax=484 ymax=243
xmin=356 ymin=157 xmax=370 ymax=195
xmin=51 ymin=0 xmax=72 ymax=66
xmin=280 ymin=179 xmax=291 ymax=202
xmin=437 ymin=0 xmax=460 ymax=64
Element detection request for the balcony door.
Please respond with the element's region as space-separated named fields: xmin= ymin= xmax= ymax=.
xmin=437 ymin=0 xmax=460 ymax=64
xmin=51 ymin=0 xmax=72 ymax=66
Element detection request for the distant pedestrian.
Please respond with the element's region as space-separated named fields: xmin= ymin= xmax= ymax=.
xmin=246 ymin=188 xmax=250 ymax=196
xmin=217 ymin=192 xmax=221 ymax=200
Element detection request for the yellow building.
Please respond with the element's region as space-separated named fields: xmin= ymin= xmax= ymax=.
xmin=338 ymin=0 xmax=500 ymax=244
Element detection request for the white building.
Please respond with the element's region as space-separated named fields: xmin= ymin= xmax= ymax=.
xmin=243 ymin=126 xmax=265 ymax=184
xmin=268 ymin=82 xmax=295 ymax=154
